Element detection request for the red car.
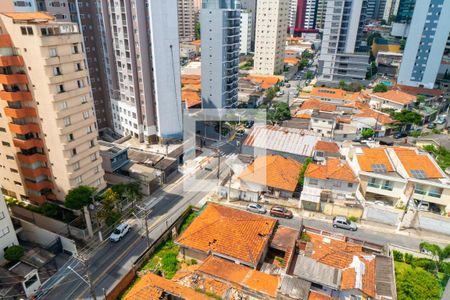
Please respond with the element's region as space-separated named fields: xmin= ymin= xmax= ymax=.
xmin=270 ymin=206 xmax=293 ymax=219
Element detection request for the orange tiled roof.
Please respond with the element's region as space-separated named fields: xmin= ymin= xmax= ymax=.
xmin=354 ymin=108 xmax=394 ymax=125
xmin=181 ymin=90 xmax=201 ymax=108
xmin=124 ymin=273 xmax=212 ymax=300
xmin=239 ymin=155 xmax=303 ymax=192
xmin=394 ymin=147 xmax=443 ymax=179
xmin=305 ymin=158 xmax=357 ymax=182
xmin=246 ymin=75 xmax=280 ymax=90
xmin=308 ymin=291 xmax=332 ymax=300
xmin=176 ymin=203 xmax=277 ymax=266
xmin=293 ymin=112 xmax=312 ymax=119
xmin=308 ymin=233 xmax=376 ymax=298
xmin=393 ymin=84 xmax=443 ymax=97
xmin=370 ymin=90 xmax=416 ymax=105
xmin=300 ymin=99 xmax=337 ymax=112
xmin=314 ymin=141 xmax=340 ymax=153
xmin=285 ymin=50 xmax=297 ymax=54
xmin=356 ymin=148 xmax=394 ymax=173
xmin=198 ymin=256 xmax=280 ymax=297
xmin=1 ymin=12 xmax=54 ymax=21
xmin=310 ymin=87 xmax=349 ymax=100
xmin=191 ymin=39 xmax=201 ymax=46
xmin=284 ymin=57 xmax=300 ymax=65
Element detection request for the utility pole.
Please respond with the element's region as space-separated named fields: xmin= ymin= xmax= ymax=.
xmin=217 ymin=148 xmax=221 ymax=179
xmin=135 ymin=204 xmax=152 ymax=248
xmin=69 ymin=254 xmax=97 ymax=300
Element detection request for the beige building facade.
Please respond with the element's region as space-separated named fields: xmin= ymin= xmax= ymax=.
xmin=178 ymin=0 xmax=197 ymax=42
xmin=254 ymin=0 xmax=289 ymax=75
xmin=0 ymin=12 xmax=105 ymax=204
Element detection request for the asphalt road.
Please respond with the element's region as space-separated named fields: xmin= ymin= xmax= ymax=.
xmin=42 ymin=152 xmax=231 ymax=300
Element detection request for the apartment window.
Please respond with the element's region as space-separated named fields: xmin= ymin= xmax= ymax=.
xmin=0 ymin=127 xmax=5 ymax=132
xmin=64 ymin=116 xmax=71 ymax=126
xmin=89 ymin=140 xmax=95 ymax=148
xmin=86 ymin=126 xmax=92 ymax=134
xmin=347 ymin=183 xmax=353 ymax=188
xmin=57 ymin=84 xmax=65 ymax=93
xmin=81 ymin=95 xmax=88 ymax=104
xmin=67 ymin=133 xmax=74 ymax=142
xmin=90 ymin=153 xmax=97 ymax=161
xmin=6 ymin=155 xmax=14 ymax=160
xmin=72 ymin=44 xmax=79 ymax=54
xmin=53 ymin=66 xmax=62 ymax=76
xmin=75 ymin=63 xmax=82 ymax=71
xmin=2 ymin=141 xmax=10 ymax=147
xmin=0 ymin=227 xmax=10 ymax=238
xmin=9 ymin=168 xmax=18 ymax=173
xmin=73 ymin=161 xmax=80 ymax=171
xmin=82 ymin=111 xmax=89 ymax=119
xmin=71 ymin=148 xmax=77 ymax=156
xmin=14 ymin=181 xmax=22 ymax=186
xmin=74 ymin=175 xmax=82 ymax=184
xmin=94 ymin=178 xmax=101 ymax=186
xmin=21 ymin=27 xmax=27 ymax=35
xmin=333 ymin=181 xmax=342 ymax=187
xmin=49 ymin=48 xmax=57 ymax=57
xmin=77 ymin=80 xmax=84 ymax=88
xmin=59 ymin=101 xmax=68 ymax=110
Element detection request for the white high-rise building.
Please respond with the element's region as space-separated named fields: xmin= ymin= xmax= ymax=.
xmin=201 ymin=0 xmax=241 ymax=108
xmin=0 ymin=193 xmax=19 ymax=264
xmin=288 ymin=0 xmax=298 ymax=33
xmin=254 ymin=0 xmax=290 ymax=75
xmin=240 ymin=10 xmax=253 ymax=55
xmin=318 ymin=0 xmax=370 ymax=83
xmin=398 ymin=0 xmax=450 ymax=89
xmin=106 ymin=0 xmax=183 ymax=141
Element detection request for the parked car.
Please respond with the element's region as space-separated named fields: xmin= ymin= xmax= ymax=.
xmin=110 ymin=223 xmax=131 ymax=242
xmin=247 ymin=203 xmax=267 ymax=214
xmin=394 ymin=132 xmax=407 ymax=139
xmin=417 ymin=201 xmax=430 ymax=212
xmin=427 ymin=123 xmax=436 ymax=129
xmin=285 ymin=83 xmax=291 ymax=88
xmin=244 ymin=121 xmax=254 ymax=128
xmin=269 ymin=206 xmax=293 ymax=219
xmin=332 ymin=216 xmax=357 ymax=231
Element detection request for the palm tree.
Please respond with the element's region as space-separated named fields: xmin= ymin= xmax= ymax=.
xmin=419 ymin=242 xmax=450 ymax=274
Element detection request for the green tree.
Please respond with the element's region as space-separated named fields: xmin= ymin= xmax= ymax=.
xmin=123 ymin=181 xmax=143 ymax=206
xmin=367 ymin=32 xmax=382 ymax=48
xmin=373 ymin=83 xmax=388 ymax=93
xmin=393 ymin=110 xmax=423 ymax=126
xmin=419 ymin=242 xmax=450 ymax=274
xmin=267 ymin=102 xmax=291 ymax=124
xmin=97 ymin=188 xmax=122 ymax=226
xmin=366 ymin=62 xmax=378 ymax=79
xmin=298 ymin=158 xmax=312 ymax=188
xmin=64 ymin=186 xmax=96 ymax=210
xmin=361 ymin=128 xmax=375 ymax=139
xmin=396 ymin=267 xmax=441 ymax=300
xmin=415 ymin=95 xmax=426 ymax=107
xmin=422 ymin=145 xmax=450 ymax=171
xmin=265 ymin=87 xmax=276 ymax=101
xmin=339 ymin=80 xmax=347 ymax=90
xmin=301 ymin=50 xmax=313 ymax=60
xmin=195 ymin=22 xmax=200 ymax=40
xmin=305 ymin=70 xmax=314 ymax=80
xmin=4 ymin=245 xmax=25 ymax=262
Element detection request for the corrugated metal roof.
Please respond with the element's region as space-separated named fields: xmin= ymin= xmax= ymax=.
xmin=244 ymin=125 xmax=319 ymax=157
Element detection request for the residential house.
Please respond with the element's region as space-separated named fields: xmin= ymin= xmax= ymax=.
xmin=368 ymin=90 xmax=416 ymax=111
xmin=176 ymin=203 xmax=277 ymax=268
xmin=352 ymin=108 xmax=395 ymax=137
xmin=233 ymin=155 xmax=302 ymax=201
xmin=313 ymin=141 xmax=341 ymax=162
xmin=300 ymin=158 xmax=358 ymax=211
xmin=309 ymin=87 xmax=352 ymax=105
xmin=309 ymin=111 xmax=337 ymax=138
xmin=242 ymin=125 xmax=320 ymax=162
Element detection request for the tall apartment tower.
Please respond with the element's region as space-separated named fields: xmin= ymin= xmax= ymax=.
xmin=240 ymin=0 xmax=256 ymax=51
xmin=366 ymin=0 xmax=387 ymax=20
xmin=318 ymin=0 xmax=370 ymax=83
xmin=0 ymin=0 xmax=114 ymax=130
xmin=105 ymin=0 xmax=183 ymax=141
xmin=240 ymin=10 xmax=252 ymax=55
xmin=295 ymin=0 xmax=319 ymax=31
xmin=254 ymin=0 xmax=290 ymax=75
xmin=178 ymin=0 xmax=197 ymax=42
xmin=315 ymin=0 xmax=327 ymax=29
xmin=0 ymin=12 xmax=106 ymax=204
xmin=201 ymin=0 xmax=241 ymax=108
xmin=0 ymin=193 xmax=19 ymax=264
xmin=383 ymin=0 xmax=399 ymax=22
xmin=398 ymin=0 xmax=450 ymax=89
xmin=288 ymin=0 xmax=298 ymax=34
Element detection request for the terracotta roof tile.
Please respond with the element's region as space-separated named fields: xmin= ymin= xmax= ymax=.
xmin=2 ymin=12 xmax=54 ymax=21
xmin=310 ymin=88 xmax=350 ymax=100
xmin=246 ymin=75 xmax=281 ymax=90
xmin=176 ymin=203 xmax=277 ymax=266
xmin=308 ymin=290 xmax=332 ymax=300
xmin=299 ymin=99 xmax=337 ymax=112
xmin=394 ymin=84 xmax=443 ymax=97
xmin=354 ymin=108 xmax=394 ymax=125
xmin=124 ymin=273 xmax=212 ymax=300
xmin=314 ymin=141 xmax=340 ymax=153
xmin=284 ymin=57 xmax=299 ymax=65
xmin=305 ymin=158 xmax=357 ymax=182
xmin=394 ymin=147 xmax=443 ymax=179
xmin=356 ymin=148 xmax=394 ymax=173
xmin=197 ymin=256 xmax=280 ymax=297
xmin=370 ymin=90 xmax=416 ymax=105
xmin=238 ymin=155 xmax=303 ymax=192
xmin=181 ymin=90 xmax=201 ymax=108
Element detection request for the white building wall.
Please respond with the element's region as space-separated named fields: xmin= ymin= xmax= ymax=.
xmin=240 ymin=11 xmax=252 ymax=55
xmin=0 ymin=194 xmax=19 ymax=264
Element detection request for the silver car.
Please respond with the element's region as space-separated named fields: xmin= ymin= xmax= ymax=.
xmin=332 ymin=216 xmax=357 ymax=231
xmin=246 ymin=203 xmax=267 ymax=214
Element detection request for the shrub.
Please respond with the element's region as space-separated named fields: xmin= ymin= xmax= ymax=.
xmin=348 ymin=216 xmax=359 ymax=222
xmin=404 ymin=253 xmax=413 ymax=264
xmin=397 ymin=267 xmax=441 ymax=300
xmin=393 ymin=250 xmax=404 ymax=262
xmin=4 ymin=245 xmax=25 ymax=262
xmin=162 ymin=252 xmax=178 ymax=278
xmin=40 ymin=203 xmax=59 ymax=218
xmin=300 ymin=232 xmax=311 ymax=242
xmin=411 ymin=257 xmax=435 ymax=272
xmin=190 ymin=259 xmax=197 ymax=265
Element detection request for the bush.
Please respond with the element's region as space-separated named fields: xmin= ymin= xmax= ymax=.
xmin=40 ymin=203 xmax=59 ymax=218
xmin=190 ymin=259 xmax=197 ymax=265
xmin=397 ymin=267 xmax=441 ymax=300
xmin=348 ymin=216 xmax=359 ymax=222
xmin=411 ymin=257 xmax=435 ymax=272
xmin=404 ymin=253 xmax=413 ymax=264
xmin=300 ymin=232 xmax=311 ymax=242
xmin=4 ymin=245 xmax=24 ymax=262
xmin=162 ymin=252 xmax=178 ymax=278
xmin=393 ymin=250 xmax=404 ymax=262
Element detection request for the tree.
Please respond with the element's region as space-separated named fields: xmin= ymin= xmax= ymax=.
xmin=265 ymin=87 xmax=276 ymax=101
xmin=366 ymin=62 xmax=378 ymax=79
xmin=393 ymin=110 xmax=423 ymax=126
xmin=64 ymin=186 xmax=96 ymax=210
xmin=97 ymin=188 xmax=122 ymax=226
xmin=373 ymin=83 xmax=388 ymax=93
xmin=396 ymin=267 xmax=441 ymax=300
xmin=419 ymin=242 xmax=450 ymax=273
xmin=305 ymin=70 xmax=314 ymax=80
xmin=267 ymin=102 xmax=291 ymax=124
xmin=415 ymin=95 xmax=426 ymax=107
xmin=422 ymin=145 xmax=450 ymax=171
xmin=194 ymin=22 xmax=200 ymax=40
xmin=339 ymin=80 xmax=347 ymax=90
xmin=298 ymin=158 xmax=312 ymax=188
xmin=361 ymin=128 xmax=375 ymax=139
xmin=301 ymin=50 xmax=313 ymax=60
xmin=4 ymin=245 xmax=24 ymax=262
xmin=367 ymin=32 xmax=382 ymax=48
xmin=123 ymin=181 xmax=143 ymax=206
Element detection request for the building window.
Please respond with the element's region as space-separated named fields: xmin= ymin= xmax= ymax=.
xmin=59 ymin=101 xmax=68 ymax=110
xmin=82 ymin=111 xmax=89 ymax=119
xmin=0 ymin=226 xmax=9 ymax=238
xmin=75 ymin=63 xmax=82 ymax=71
xmin=53 ymin=66 xmax=62 ymax=76
xmin=75 ymin=176 xmax=82 ymax=184
xmin=73 ymin=161 xmax=80 ymax=171
xmin=67 ymin=133 xmax=74 ymax=142
xmin=72 ymin=44 xmax=79 ymax=54
xmin=49 ymin=48 xmax=57 ymax=57
xmin=90 ymin=153 xmax=97 ymax=161
xmin=64 ymin=116 xmax=71 ymax=126
xmin=57 ymin=84 xmax=65 ymax=93
xmin=309 ymin=178 xmax=318 ymax=185
xmin=71 ymin=148 xmax=77 ymax=156
xmin=89 ymin=140 xmax=95 ymax=148
xmin=2 ymin=141 xmax=10 ymax=147
xmin=77 ymin=80 xmax=84 ymax=88
xmin=347 ymin=182 xmax=353 ymax=188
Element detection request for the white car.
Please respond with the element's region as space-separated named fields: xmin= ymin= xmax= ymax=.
xmin=246 ymin=203 xmax=267 ymax=214
xmin=110 ymin=223 xmax=130 ymax=242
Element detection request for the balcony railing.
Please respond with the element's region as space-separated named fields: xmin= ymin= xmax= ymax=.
xmin=414 ymin=188 xmax=427 ymax=195
xmin=381 ymin=185 xmax=393 ymax=191
xmin=368 ymin=182 xmax=380 ymax=188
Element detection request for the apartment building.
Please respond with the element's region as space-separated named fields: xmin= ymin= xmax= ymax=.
xmin=366 ymin=0 xmax=387 ymax=20
xmin=201 ymin=0 xmax=241 ymax=108
xmin=106 ymin=0 xmax=183 ymax=141
xmin=254 ymin=0 xmax=290 ymax=75
xmin=383 ymin=0 xmax=399 ymax=22
xmin=397 ymin=0 xmax=450 ymax=89
xmin=315 ymin=0 xmax=327 ymax=29
xmin=177 ymin=0 xmax=196 ymax=42
xmin=318 ymin=0 xmax=370 ymax=83
xmin=240 ymin=10 xmax=252 ymax=55
xmin=0 ymin=12 xmax=106 ymax=203
xmin=288 ymin=0 xmax=298 ymax=34
xmin=294 ymin=0 xmax=319 ymax=32
xmin=240 ymin=0 xmax=257 ymax=51
xmin=0 ymin=193 xmax=19 ymax=264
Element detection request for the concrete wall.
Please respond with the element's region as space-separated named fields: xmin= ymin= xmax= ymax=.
xmin=417 ymin=212 xmax=450 ymax=236
xmin=321 ymin=202 xmax=363 ymax=219
xmin=363 ymin=203 xmax=401 ymax=226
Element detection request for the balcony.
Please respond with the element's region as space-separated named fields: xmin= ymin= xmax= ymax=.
xmin=13 ymin=138 xmax=44 ymax=150
xmin=0 ymin=74 xmax=28 ymax=85
xmin=45 ymin=53 xmax=84 ymax=65
xmin=17 ymin=153 xmax=47 ymax=164
xmin=0 ymin=56 xmax=24 ymax=67
xmin=0 ymin=34 xmax=13 ymax=48
xmin=25 ymin=180 xmax=53 ymax=191
xmin=4 ymin=107 xmax=36 ymax=118
xmin=49 ymin=69 xmax=87 ymax=84
xmin=21 ymin=167 xmax=52 ymax=178
xmin=9 ymin=123 xmax=40 ymax=134
xmin=0 ymin=91 xmax=33 ymax=102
